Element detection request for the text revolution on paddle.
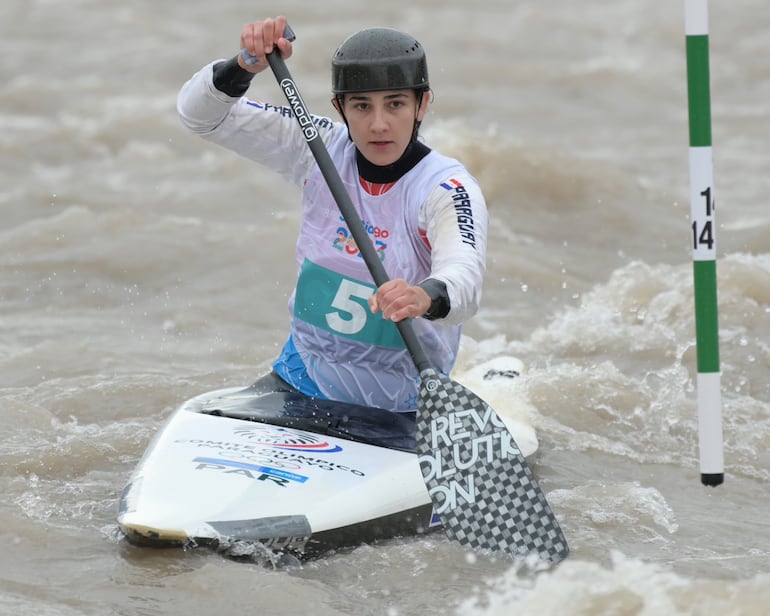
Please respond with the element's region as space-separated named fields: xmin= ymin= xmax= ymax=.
xmin=421 ymin=408 xmax=519 ymax=513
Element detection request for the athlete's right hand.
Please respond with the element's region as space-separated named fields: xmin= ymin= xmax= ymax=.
xmin=369 ymin=279 xmax=432 ymax=323
xmin=237 ymin=16 xmax=294 ymax=73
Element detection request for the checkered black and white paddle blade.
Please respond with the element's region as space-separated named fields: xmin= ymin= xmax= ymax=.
xmin=415 ymin=369 xmax=569 ymax=564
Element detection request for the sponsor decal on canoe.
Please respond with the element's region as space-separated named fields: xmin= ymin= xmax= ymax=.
xmin=232 ymin=426 xmax=343 ymax=453
xmin=193 ymin=456 xmax=308 ymax=484
xmin=260 ymin=535 xmax=310 ymax=552
xmin=175 ymin=431 xmax=367 ymax=479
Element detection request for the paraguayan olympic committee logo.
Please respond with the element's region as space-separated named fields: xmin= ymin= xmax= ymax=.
xmin=233 ymin=426 xmax=342 ymax=453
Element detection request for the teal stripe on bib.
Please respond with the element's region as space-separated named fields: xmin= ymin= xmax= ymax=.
xmin=294 ymin=259 xmax=405 ymax=349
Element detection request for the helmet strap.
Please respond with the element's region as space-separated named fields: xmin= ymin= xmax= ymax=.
xmin=332 ymin=94 xmax=352 ymax=139
xmin=411 ymin=88 xmax=429 ymax=143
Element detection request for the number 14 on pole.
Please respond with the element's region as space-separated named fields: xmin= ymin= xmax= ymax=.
xmin=692 ymin=187 xmax=715 ymax=252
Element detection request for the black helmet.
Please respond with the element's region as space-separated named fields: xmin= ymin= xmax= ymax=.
xmin=331 ymin=28 xmax=429 ymax=94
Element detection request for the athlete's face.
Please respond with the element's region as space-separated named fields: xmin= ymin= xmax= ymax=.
xmin=335 ymin=90 xmax=430 ymax=166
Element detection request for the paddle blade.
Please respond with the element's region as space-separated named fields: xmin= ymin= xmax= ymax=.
xmin=415 ymin=368 xmax=569 ymax=564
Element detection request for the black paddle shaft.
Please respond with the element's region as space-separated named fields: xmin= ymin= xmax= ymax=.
xmin=265 ymin=47 xmax=433 ymax=375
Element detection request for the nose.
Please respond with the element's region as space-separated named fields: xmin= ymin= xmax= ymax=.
xmin=370 ymin=106 xmax=388 ymax=132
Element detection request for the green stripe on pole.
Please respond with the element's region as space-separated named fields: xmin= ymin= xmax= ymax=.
xmin=686 ymin=36 xmax=712 ymax=147
xmin=692 ymin=260 xmax=720 ymax=372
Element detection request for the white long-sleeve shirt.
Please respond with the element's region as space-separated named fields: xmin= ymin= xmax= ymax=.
xmin=177 ymin=61 xmax=488 ymax=410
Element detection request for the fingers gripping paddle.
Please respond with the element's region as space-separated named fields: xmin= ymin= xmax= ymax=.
xmin=266 ymin=28 xmax=568 ymax=564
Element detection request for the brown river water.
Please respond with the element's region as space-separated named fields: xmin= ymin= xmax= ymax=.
xmin=2 ymin=1 xmax=769 ymax=614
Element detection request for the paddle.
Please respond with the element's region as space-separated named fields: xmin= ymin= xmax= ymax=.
xmin=265 ymin=28 xmax=569 ymax=564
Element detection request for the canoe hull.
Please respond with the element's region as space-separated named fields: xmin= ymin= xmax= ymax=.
xmin=117 ymin=387 xmax=440 ymax=558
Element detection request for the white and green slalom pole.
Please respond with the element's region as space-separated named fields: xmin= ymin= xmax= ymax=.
xmin=684 ymin=0 xmax=724 ymax=486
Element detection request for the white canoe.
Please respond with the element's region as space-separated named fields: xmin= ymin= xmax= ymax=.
xmin=117 ymin=357 xmax=535 ymax=560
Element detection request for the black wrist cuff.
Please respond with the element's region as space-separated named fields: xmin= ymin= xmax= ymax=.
xmin=212 ymin=56 xmax=256 ymax=97
xmin=419 ymin=278 xmax=450 ymax=320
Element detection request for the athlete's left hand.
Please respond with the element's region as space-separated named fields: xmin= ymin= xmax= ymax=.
xmin=369 ymin=279 xmax=431 ymax=322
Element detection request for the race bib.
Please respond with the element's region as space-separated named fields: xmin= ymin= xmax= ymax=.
xmin=294 ymin=260 xmax=405 ymax=349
